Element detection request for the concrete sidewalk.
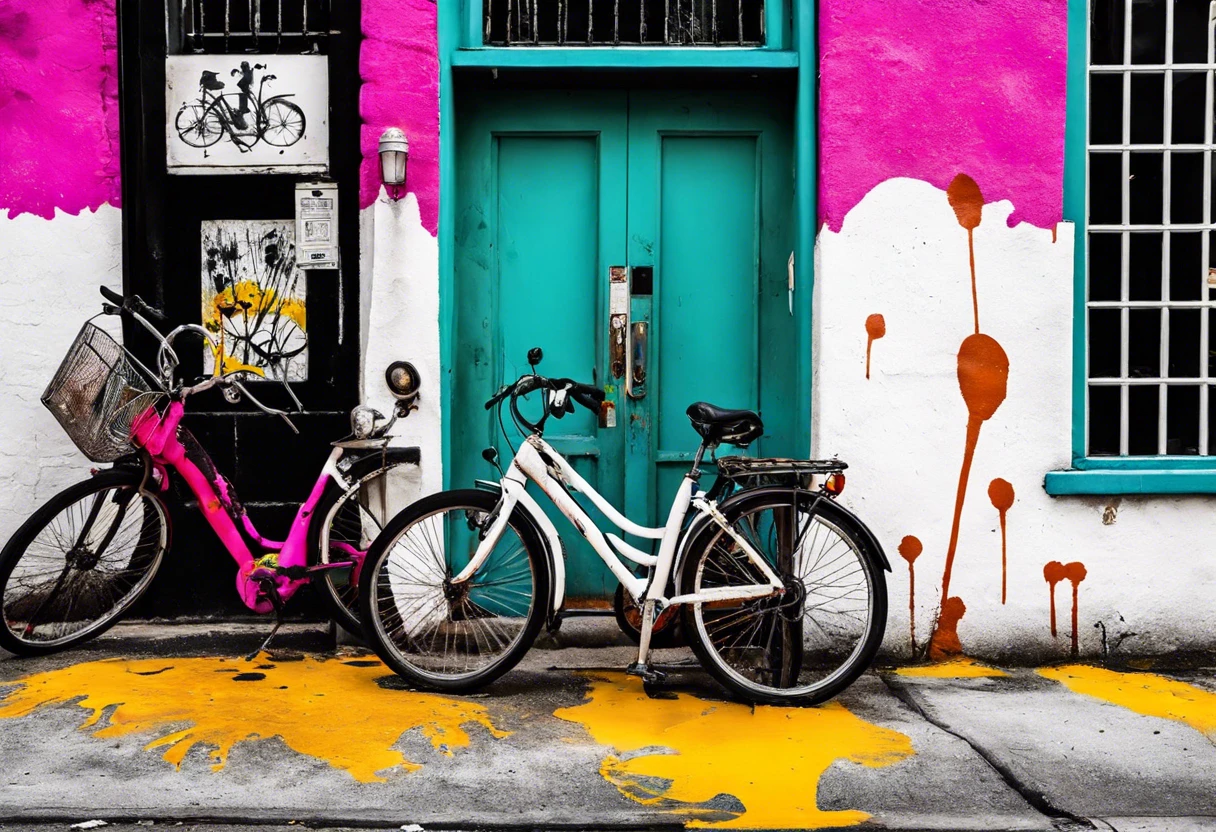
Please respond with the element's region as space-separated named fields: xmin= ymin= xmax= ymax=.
xmin=0 ymin=622 xmax=1213 ymax=831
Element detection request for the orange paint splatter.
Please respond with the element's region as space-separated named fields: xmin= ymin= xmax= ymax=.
xmin=936 ymin=334 xmax=1009 ymax=637
xmin=928 ymin=597 xmax=966 ymax=662
xmin=947 ymin=174 xmax=984 ymax=334
xmin=898 ymin=535 xmax=922 ymax=651
xmin=987 ymin=478 xmax=1015 ymax=604
xmin=865 ymin=314 xmax=886 ymax=380
xmin=1044 ymin=560 xmax=1066 ymax=638
xmin=1063 ymin=561 xmax=1087 ymax=657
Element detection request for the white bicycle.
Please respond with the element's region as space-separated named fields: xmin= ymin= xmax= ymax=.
xmin=359 ymin=349 xmax=890 ymax=705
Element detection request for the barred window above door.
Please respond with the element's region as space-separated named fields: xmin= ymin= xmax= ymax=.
xmin=1087 ymin=0 xmax=1216 ymax=456
xmin=170 ymin=0 xmax=332 ymax=54
xmin=483 ymin=0 xmax=766 ymax=46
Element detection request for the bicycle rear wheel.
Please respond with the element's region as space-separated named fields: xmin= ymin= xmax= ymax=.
xmin=680 ymin=488 xmax=886 ymax=705
xmin=358 ymin=489 xmax=549 ymax=692
xmin=0 ymin=468 xmax=168 ymax=656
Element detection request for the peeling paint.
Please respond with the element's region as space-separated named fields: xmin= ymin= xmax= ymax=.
xmin=819 ymin=0 xmax=1067 ymax=231
xmin=359 ymin=0 xmax=439 ymax=234
xmin=0 ymin=0 xmax=121 ymax=217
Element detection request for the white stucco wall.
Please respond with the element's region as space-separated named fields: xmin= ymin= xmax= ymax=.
xmin=814 ymin=178 xmax=1216 ymax=661
xmin=0 ymin=205 xmax=124 ymax=546
xmin=359 ymin=190 xmax=443 ymax=504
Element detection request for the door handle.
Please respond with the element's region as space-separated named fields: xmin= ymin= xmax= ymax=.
xmin=628 ymin=321 xmax=648 ymax=400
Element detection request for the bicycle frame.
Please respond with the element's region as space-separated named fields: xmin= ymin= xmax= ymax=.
xmin=130 ymin=400 xmax=364 ymax=614
xmin=454 ymin=433 xmax=785 ymax=664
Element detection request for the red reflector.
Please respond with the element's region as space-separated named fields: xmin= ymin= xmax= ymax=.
xmin=824 ymin=472 xmax=846 ymax=496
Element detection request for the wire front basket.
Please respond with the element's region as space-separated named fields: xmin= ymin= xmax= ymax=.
xmin=41 ymin=322 xmax=163 ymax=463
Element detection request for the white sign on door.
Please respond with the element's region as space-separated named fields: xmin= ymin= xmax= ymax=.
xmin=167 ymin=54 xmax=328 ymax=174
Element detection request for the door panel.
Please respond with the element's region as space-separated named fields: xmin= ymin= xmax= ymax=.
xmin=453 ymin=93 xmax=627 ymax=602
xmin=453 ymin=88 xmax=795 ymax=604
xmin=655 ymin=135 xmax=761 ymax=510
xmin=625 ymin=93 xmax=796 ymax=528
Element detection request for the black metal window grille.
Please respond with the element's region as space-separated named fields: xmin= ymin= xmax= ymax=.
xmin=484 ymin=0 xmax=766 ymax=46
xmin=1086 ymin=0 xmax=1216 ymax=456
xmin=170 ymin=0 xmax=332 ymax=54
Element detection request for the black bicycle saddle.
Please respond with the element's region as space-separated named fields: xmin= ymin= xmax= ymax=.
xmin=686 ymin=402 xmax=764 ymax=447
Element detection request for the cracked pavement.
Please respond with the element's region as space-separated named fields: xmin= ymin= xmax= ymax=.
xmin=0 ymin=621 xmax=1213 ymax=831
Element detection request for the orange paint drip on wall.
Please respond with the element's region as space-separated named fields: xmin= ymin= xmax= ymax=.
xmin=947 ymin=174 xmax=984 ymax=334
xmin=555 ymin=673 xmax=913 ymax=829
xmin=1062 ymin=561 xmax=1088 ymax=657
xmin=933 ymin=334 xmax=1008 ymax=655
xmin=1043 ymin=561 xmax=1065 ymax=638
xmin=865 ymin=314 xmax=886 ymax=379
xmin=0 ymin=655 xmax=508 ymax=782
xmin=928 ymin=596 xmax=967 ymax=662
xmin=987 ymin=478 xmax=1014 ymax=604
xmin=898 ymin=535 xmax=922 ymax=651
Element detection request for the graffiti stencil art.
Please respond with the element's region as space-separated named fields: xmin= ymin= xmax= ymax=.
xmin=201 ymin=220 xmax=307 ymax=383
xmin=166 ymin=55 xmax=328 ymax=173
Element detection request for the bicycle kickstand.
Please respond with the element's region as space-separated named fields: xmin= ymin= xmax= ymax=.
xmin=246 ymin=578 xmax=287 ymax=661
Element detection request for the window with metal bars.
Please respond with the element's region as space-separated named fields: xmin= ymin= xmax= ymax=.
xmin=1087 ymin=0 xmax=1216 ymax=456
xmin=483 ymin=0 xmax=766 ymax=46
xmin=169 ymin=0 xmax=331 ymax=54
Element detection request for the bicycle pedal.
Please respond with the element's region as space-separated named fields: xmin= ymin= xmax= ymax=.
xmin=626 ymin=662 xmax=668 ymax=686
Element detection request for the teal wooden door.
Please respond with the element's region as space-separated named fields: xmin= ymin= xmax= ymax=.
xmin=453 ymin=90 xmax=796 ymax=605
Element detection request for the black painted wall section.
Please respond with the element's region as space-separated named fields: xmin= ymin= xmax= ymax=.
xmin=118 ymin=0 xmax=363 ymax=618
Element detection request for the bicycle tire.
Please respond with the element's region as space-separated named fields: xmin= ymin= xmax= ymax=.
xmin=358 ymin=489 xmax=549 ymax=692
xmin=174 ymin=102 xmax=224 ymax=148
xmin=259 ymin=99 xmax=306 ymax=147
xmin=679 ymin=488 xmax=887 ymax=706
xmin=307 ymin=450 xmax=419 ymax=636
xmin=0 ymin=468 xmax=168 ymax=656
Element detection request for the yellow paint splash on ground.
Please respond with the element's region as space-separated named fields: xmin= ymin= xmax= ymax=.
xmin=0 ymin=655 xmax=507 ymax=782
xmin=894 ymin=658 xmax=1009 ymax=678
xmin=554 ymin=673 xmax=913 ymax=829
xmin=1038 ymin=664 xmax=1216 ymax=742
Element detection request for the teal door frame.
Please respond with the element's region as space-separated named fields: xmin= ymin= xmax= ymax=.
xmin=436 ymin=1 xmax=817 ymax=486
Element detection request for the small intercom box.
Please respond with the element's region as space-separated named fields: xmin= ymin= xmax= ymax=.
xmin=295 ymin=181 xmax=339 ymax=269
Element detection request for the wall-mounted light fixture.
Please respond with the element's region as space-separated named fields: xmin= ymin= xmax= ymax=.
xmin=378 ymin=127 xmax=408 ymax=200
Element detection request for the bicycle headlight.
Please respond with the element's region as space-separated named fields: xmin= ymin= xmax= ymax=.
xmin=385 ymin=361 xmax=421 ymax=402
xmin=350 ymin=406 xmax=381 ymax=440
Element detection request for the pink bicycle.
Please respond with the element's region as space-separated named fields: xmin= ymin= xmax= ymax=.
xmin=0 ymin=287 xmax=420 ymax=657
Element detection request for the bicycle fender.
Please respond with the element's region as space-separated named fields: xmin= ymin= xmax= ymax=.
xmin=834 ymin=501 xmax=892 ymax=572
xmin=338 ymin=446 xmax=422 ymax=483
xmin=474 ymin=480 xmax=565 ymax=614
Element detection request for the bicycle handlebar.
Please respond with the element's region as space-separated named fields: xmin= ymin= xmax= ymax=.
xmin=485 ymin=374 xmax=603 ymax=411
xmin=100 ymin=285 xmax=167 ymax=325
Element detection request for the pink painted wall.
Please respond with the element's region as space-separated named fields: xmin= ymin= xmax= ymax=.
xmin=819 ymin=0 xmax=1069 ymax=231
xmin=359 ymin=0 xmax=440 ymax=236
xmin=0 ymin=0 xmax=121 ymax=219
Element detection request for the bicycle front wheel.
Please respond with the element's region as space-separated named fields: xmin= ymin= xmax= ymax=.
xmin=680 ymin=489 xmax=887 ymax=706
xmin=0 ymin=469 xmax=168 ymax=656
xmin=309 ymin=451 xmax=419 ymax=635
xmin=259 ymin=99 xmax=306 ymax=147
xmin=358 ymin=489 xmax=549 ymax=692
